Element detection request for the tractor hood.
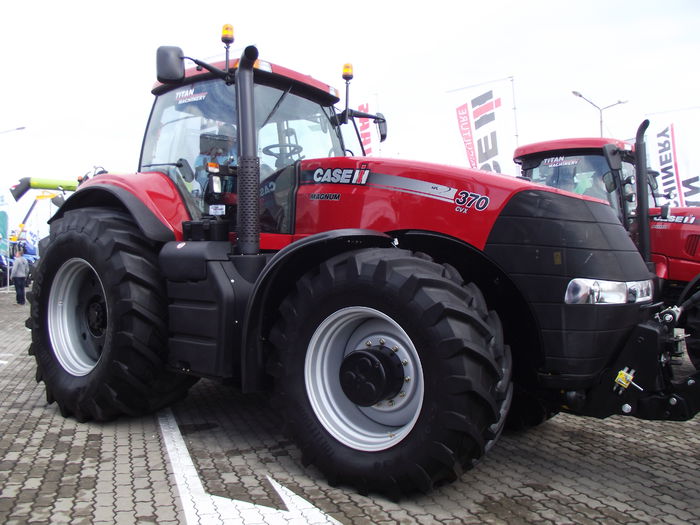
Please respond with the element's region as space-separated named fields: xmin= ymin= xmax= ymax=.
xmin=294 ymin=156 xmax=603 ymax=250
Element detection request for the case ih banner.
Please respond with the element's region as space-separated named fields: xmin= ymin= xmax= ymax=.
xmin=648 ymin=116 xmax=700 ymax=208
xmin=357 ymin=102 xmax=375 ymax=155
xmin=453 ymin=77 xmax=517 ymax=175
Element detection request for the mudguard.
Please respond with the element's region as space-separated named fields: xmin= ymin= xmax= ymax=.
xmin=241 ymin=228 xmax=395 ymax=391
xmin=50 ymin=172 xmax=191 ymax=242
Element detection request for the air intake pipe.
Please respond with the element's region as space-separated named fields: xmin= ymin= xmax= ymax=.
xmin=235 ymin=45 xmax=260 ymax=256
xmin=635 ymin=119 xmax=651 ymax=265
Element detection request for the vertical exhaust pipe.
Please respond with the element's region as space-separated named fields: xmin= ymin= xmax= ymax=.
xmin=236 ymin=45 xmax=260 ymax=255
xmin=635 ymin=119 xmax=651 ymax=265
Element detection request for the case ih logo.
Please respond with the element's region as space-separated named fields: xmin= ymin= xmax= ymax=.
xmin=312 ymin=165 xmax=370 ymax=185
xmin=651 ymin=214 xmax=696 ymax=224
xmin=456 ymin=90 xmax=502 ymax=172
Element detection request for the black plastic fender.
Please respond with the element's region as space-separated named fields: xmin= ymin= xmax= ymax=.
xmin=241 ymin=228 xmax=395 ymax=392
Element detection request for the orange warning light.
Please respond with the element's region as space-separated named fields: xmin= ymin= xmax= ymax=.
xmin=221 ymin=24 xmax=234 ymax=45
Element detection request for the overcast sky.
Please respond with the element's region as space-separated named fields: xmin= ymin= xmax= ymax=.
xmin=1 ymin=0 xmax=699 ymax=234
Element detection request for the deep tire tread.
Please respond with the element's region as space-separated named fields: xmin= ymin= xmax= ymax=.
xmin=269 ymin=248 xmax=513 ymax=497
xmin=30 ymin=207 xmax=196 ymax=422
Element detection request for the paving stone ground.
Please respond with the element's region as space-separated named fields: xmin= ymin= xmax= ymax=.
xmin=0 ymin=289 xmax=698 ymax=524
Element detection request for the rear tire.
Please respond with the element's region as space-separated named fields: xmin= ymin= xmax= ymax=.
xmin=268 ymin=248 xmax=512 ymax=497
xmin=29 ymin=208 xmax=196 ymax=421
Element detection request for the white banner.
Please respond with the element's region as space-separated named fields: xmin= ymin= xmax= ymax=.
xmin=647 ymin=111 xmax=700 ymax=207
xmin=452 ymin=77 xmax=517 ymax=175
xmin=357 ymin=102 xmax=375 ymax=156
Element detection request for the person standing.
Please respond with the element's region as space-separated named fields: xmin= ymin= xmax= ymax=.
xmin=11 ymin=247 xmax=29 ymax=305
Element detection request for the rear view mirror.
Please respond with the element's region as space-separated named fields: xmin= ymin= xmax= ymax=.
xmin=51 ymin=195 xmax=65 ymax=207
xmin=602 ymin=143 xmax=622 ymax=172
xmin=647 ymin=169 xmax=659 ymax=191
xmin=176 ymin=158 xmax=194 ymax=183
xmin=602 ymin=172 xmax=616 ymax=193
xmin=375 ymin=113 xmax=388 ymax=142
xmin=157 ymin=46 xmax=185 ymax=83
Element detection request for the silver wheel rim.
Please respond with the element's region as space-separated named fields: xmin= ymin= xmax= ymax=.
xmin=305 ymin=306 xmax=424 ymax=451
xmin=48 ymin=258 xmax=108 ymax=376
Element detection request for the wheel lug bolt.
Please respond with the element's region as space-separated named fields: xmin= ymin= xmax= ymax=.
xmin=379 ymin=338 xmax=385 ymax=345
xmin=405 ymin=376 xmax=411 ymax=383
xmin=399 ymin=391 xmax=406 ymax=397
xmin=365 ymin=340 xmax=372 ymax=347
xmin=402 ymin=360 xmax=408 ymax=366
xmin=387 ymin=400 xmax=395 ymax=406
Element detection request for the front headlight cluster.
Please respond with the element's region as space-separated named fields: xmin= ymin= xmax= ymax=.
xmin=565 ymin=278 xmax=654 ymax=305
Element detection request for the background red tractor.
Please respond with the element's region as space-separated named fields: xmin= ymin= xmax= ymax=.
xmin=514 ymin=126 xmax=700 ymax=369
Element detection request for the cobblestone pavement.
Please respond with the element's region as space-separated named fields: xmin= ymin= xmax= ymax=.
xmin=0 ymin=289 xmax=698 ymax=524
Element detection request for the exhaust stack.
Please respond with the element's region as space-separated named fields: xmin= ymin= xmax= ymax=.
xmin=635 ymin=120 xmax=651 ymax=265
xmin=235 ymin=45 xmax=261 ymax=256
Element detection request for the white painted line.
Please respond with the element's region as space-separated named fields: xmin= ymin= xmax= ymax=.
xmin=157 ymin=407 xmax=341 ymax=524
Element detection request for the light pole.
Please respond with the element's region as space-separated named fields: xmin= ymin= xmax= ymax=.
xmin=572 ymin=91 xmax=627 ymax=137
xmin=0 ymin=126 xmax=26 ymax=135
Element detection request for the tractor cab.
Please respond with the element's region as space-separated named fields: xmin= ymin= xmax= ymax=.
xmin=514 ymin=138 xmax=649 ymax=229
xmin=140 ymin=71 xmax=347 ymax=234
xmin=141 ymin=31 xmax=386 ymax=237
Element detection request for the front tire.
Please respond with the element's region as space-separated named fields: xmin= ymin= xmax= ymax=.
xmin=269 ymin=248 xmax=512 ymax=496
xmin=29 ymin=208 xmax=196 ymax=421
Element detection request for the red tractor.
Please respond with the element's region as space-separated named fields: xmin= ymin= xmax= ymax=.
xmin=27 ymin=28 xmax=699 ymax=497
xmin=514 ymin=129 xmax=700 ymax=369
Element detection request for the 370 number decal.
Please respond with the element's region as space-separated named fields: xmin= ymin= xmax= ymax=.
xmin=454 ymin=190 xmax=490 ymax=213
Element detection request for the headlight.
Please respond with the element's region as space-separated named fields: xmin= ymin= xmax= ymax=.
xmin=565 ymin=278 xmax=653 ymax=305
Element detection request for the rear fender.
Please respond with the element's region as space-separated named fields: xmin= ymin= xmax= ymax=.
xmin=51 ymin=172 xmax=191 ymax=242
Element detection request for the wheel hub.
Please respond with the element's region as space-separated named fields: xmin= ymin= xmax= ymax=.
xmin=86 ymin=297 xmax=106 ymax=337
xmin=339 ymin=347 xmax=404 ymax=406
xmin=48 ymin=258 xmax=109 ymax=377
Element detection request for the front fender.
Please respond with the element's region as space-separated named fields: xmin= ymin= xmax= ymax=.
xmin=241 ymin=229 xmax=395 ymax=392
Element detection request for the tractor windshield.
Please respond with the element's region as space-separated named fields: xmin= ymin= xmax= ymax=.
xmin=522 ymin=153 xmax=628 ymax=218
xmin=140 ymin=77 xmax=345 ymax=224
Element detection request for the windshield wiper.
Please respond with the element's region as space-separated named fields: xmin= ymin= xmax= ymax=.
xmin=142 ymin=161 xmax=183 ymax=168
xmin=261 ymin=85 xmax=292 ymax=129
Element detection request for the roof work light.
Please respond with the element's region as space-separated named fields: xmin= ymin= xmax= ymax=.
xmin=342 ymin=63 xmax=354 ymax=81
xmin=221 ymin=24 xmax=234 ymax=45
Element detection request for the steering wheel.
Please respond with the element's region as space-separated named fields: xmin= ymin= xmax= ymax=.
xmin=262 ymin=143 xmax=303 ymax=160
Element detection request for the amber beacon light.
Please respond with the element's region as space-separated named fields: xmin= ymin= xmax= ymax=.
xmin=221 ymin=24 xmax=234 ymax=45
xmin=342 ymin=63 xmax=353 ymax=81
